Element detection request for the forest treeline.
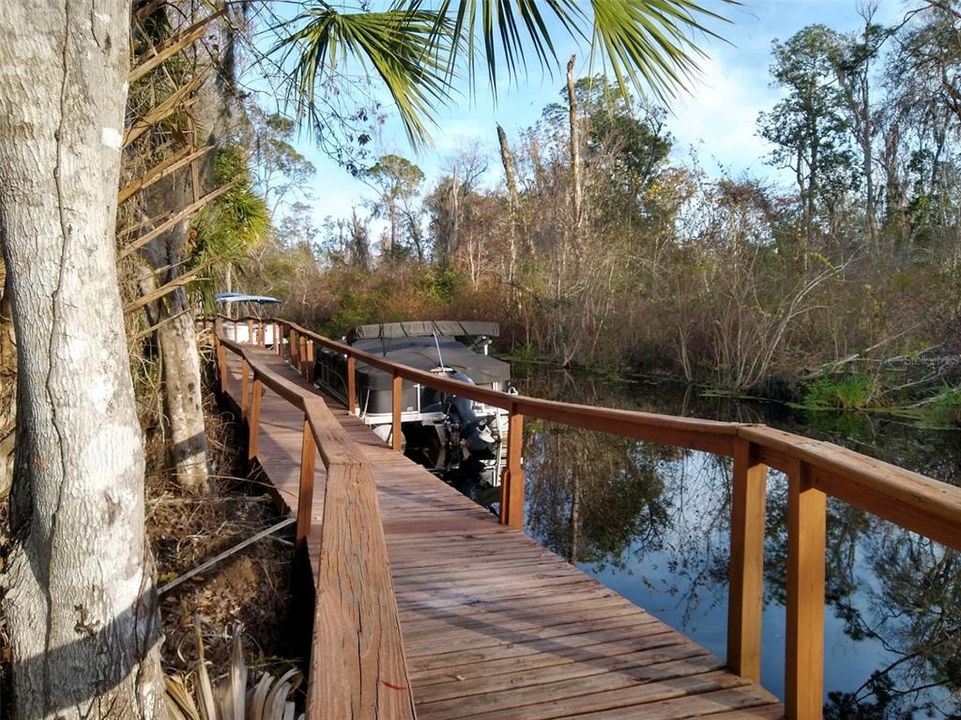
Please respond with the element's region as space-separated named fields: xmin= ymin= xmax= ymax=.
xmin=243 ymin=5 xmax=961 ymax=418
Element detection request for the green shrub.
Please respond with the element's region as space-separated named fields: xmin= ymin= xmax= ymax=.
xmin=416 ymin=265 xmax=463 ymax=304
xmin=803 ymin=374 xmax=876 ymax=411
xmin=511 ymin=343 xmax=539 ymax=362
xmin=927 ymin=385 xmax=961 ymax=426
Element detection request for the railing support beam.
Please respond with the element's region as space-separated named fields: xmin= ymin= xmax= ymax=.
xmin=727 ymin=438 xmax=767 ymax=682
xmin=300 ymin=335 xmax=308 ymax=379
xmin=346 ymin=356 xmax=357 ymax=415
xmin=248 ymin=377 xmax=262 ymax=463
xmin=786 ymin=459 xmax=826 ymax=720
xmin=214 ymin=335 xmax=228 ymax=395
xmin=240 ymin=358 xmax=251 ymax=418
xmin=297 ymin=416 xmax=317 ymax=551
xmin=500 ymin=405 xmax=525 ymax=529
xmin=305 ymin=339 xmax=314 ymax=384
xmin=391 ymin=372 xmax=403 ymax=451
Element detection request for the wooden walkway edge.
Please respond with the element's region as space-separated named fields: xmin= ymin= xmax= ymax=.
xmin=222 ymin=346 xmax=784 ymax=719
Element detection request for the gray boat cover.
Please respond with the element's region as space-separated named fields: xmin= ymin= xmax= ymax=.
xmin=353 ymin=335 xmax=511 ymax=387
xmin=348 ymin=320 xmax=499 ymax=342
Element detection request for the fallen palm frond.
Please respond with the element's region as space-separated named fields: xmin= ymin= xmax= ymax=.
xmin=130 ymin=10 xmax=227 ymax=84
xmin=124 ymin=265 xmax=206 ymax=314
xmin=118 ymin=145 xmax=214 ymax=205
xmin=118 ymin=180 xmax=240 ymax=261
xmin=165 ymin=621 xmax=304 ymax=720
xmin=124 ymin=70 xmax=210 ymax=147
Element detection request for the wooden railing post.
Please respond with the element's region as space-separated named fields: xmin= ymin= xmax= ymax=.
xmin=297 ymin=416 xmax=317 ymax=551
xmin=499 ymin=404 xmax=525 ymax=529
xmin=305 ymin=340 xmax=315 ymax=384
xmin=727 ymin=437 xmax=767 ymax=682
xmin=217 ymin=342 xmax=227 ymax=394
xmin=240 ymin=358 xmax=251 ymax=418
xmin=290 ymin=329 xmax=299 ymax=369
xmin=300 ymin=336 xmax=308 ymax=380
xmin=246 ymin=318 xmax=254 ymax=345
xmin=391 ymin=371 xmax=403 ymax=451
xmin=346 ymin=355 xmax=357 ymax=415
xmin=248 ymin=377 xmax=262 ymax=463
xmin=258 ymin=319 xmax=265 ymax=348
xmin=786 ymin=458 xmax=826 ymax=720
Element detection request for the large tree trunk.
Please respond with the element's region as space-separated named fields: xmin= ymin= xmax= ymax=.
xmin=128 ymin=0 xmax=236 ymax=492
xmin=0 ymin=2 xmax=165 ymax=717
xmin=497 ymin=123 xmax=520 ymax=285
xmin=138 ymin=249 xmax=209 ymax=492
xmin=566 ymin=56 xmax=583 ymax=234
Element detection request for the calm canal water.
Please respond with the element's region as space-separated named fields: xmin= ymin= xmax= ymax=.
xmin=507 ymin=368 xmax=961 ymax=719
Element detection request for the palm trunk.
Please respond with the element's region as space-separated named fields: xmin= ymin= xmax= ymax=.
xmin=0 ymin=2 xmax=165 ymax=716
xmin=140 ymin=263 xmax=209 ymax=491
xmin=566 ymin=56 xmax=583 ymax=234
xmin=128 ymin=0 xmax=227 ymax=492
xmin=497 ymin=123 xmax=520 ymax=284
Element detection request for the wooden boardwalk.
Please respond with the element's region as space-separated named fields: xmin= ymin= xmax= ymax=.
xmin=223 ymin=347 xmax=783 ymax=719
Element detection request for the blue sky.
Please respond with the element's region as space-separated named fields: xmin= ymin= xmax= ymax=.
xmin=282 ymin=1 xmax=913 ymax=225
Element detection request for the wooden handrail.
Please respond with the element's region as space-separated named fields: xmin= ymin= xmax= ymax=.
xmin=214 ymin=332 xmax=415 ymax=719
xmin=206 ymin=317 xmax=961 ymax=719
xmin=275 ymin=318 xmax=739 ymax=449
xmin=246 ymin=317 xmax=961 ymax=720
xmin=273 ymin=319 xmax=961 ymax=548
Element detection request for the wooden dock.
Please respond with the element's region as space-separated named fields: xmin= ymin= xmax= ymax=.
xmin=221 ymin=345 xmax=783 ymax=719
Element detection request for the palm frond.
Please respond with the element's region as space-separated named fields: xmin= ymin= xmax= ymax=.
xmin=165 ymin=623 xmax=304 ymax=720
xmin=276 ymin=7 xmax=453 ymax=146
xmin=417 ymin=0 xmax=736 ymax=100
xmin=590 ymin=0 xmax=736 ymax=102
xmin=277 ymin=1 xmax=737 ymax=145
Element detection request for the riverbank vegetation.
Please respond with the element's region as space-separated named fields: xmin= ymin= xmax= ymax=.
xmin=241 ymin=3 xmax=961 ymax=422
xmin=1 ymin=0 xmax=743 ymax=715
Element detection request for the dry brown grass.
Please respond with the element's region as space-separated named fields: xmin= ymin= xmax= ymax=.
xmin=146 ymin=397 xmax=303 ymax=685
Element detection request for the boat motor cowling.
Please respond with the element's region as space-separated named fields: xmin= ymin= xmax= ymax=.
xmin=446 ymin=372 xmax=496 ymax=454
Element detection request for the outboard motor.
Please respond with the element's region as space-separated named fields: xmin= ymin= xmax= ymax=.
xmin=446 ymin=372 xmax=496 ymax=455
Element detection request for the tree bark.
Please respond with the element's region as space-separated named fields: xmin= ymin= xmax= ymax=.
xmin=0 ymin=2 xmax=165 ymax=717
xmin=128 ymin=0 xmax=226 ymax=492
xmin=136 ymin=196 xmax=210 ymax=492
xmin=497 ymin=123 xmax=520 ymax=284
xmin=138 ymin=253 xmax=209 ymax=492
xmin=0 ymin=255 xmax=15 ymax=498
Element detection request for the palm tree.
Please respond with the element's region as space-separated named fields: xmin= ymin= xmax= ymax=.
xmin=276 ymin=0 xmax=736 ymax=144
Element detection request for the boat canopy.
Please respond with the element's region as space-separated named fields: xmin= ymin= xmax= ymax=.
xmin=214 ymin=293 xmax=281 ymax=305
xmin=348 ymin=320 xmax=499 ymax=342
xmin=353 ymin=335 xmax=511 ymax=386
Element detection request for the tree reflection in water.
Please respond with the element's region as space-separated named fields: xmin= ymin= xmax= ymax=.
xmin=515 ymin=369 xmax=961 ymax=718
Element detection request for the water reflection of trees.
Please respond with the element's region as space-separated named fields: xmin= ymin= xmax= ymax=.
xmin=822 ymin=534 xmax=961 ymax=718
xmin=524 ymin=423 xmax=671 ymax=569
xmin=640 ymin=451 xmax=735 ymax=628
xmin=516 ymin=370 xmax=961 ymax=715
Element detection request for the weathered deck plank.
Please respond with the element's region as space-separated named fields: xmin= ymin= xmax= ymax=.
xmin=223 ymin=347 xmax=784 ymax=719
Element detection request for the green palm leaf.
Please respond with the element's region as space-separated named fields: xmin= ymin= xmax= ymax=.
xmin=276 ymin=7 xmax=453 ymax=146
xmin=278 ymin=1 xmax=737 ymax=145
xmin=589 ymin=0 xmax=734 ymax=101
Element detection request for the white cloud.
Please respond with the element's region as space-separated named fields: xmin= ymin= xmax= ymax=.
xmin=666 ymin=50 xmax=779 ymax=179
